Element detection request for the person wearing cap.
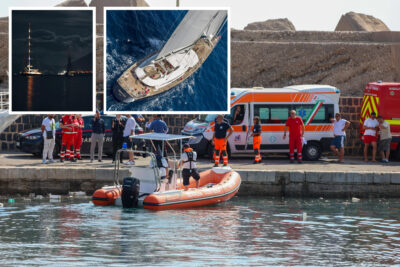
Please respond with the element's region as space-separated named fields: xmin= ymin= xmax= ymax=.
xmin=363 ymin=112 xmax=379 ymax=162
xmin=330 ymin=113 xmax=350 ymax=163
xmin=178 ymin=144 xmax=200 ymax=191
xmin=377 ymin=115 xmax=392 ymax=163
xmin=283 ymin=110 xmax=305 ymax=163
xmin=212 ymin=114 xmax=233 ymax=167
xmin=90 ymin=110 xmax=105 ymax=163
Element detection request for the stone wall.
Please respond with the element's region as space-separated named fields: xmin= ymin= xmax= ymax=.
xmin=231 ymin=30 xmax=400 ymax=96
xmin=339 ymin=96 xmax=363 ymax=156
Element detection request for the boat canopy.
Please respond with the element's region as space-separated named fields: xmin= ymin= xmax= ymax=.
xmin=156 ymin=10 xmax=227 ymax=61
xmin=130 ymin=133 xmax=193 ymax=141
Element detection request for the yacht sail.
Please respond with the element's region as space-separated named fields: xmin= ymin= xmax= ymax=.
xmin=156 ymin=10 xmax=227 ymax=60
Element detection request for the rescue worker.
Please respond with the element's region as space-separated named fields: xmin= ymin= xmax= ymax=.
xmin=212 ymin=114 xmax=233 ymax=167
xmin=74 ymin=114 xmax=84 ymax=160
xmin=60 ymin=114 xmax=79 ymax=162
xmin=179 ymin=144 xmax=200 ymax=191
xmin=283 ymin=110 xmax=305 ymax=163
xmin=250 ymin=116 xmax=262 ymax=164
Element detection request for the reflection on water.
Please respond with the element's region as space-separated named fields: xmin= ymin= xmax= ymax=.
xmin=0 ymin=197 xmax=399 ymax=265
xmin=27 ymin=76 xmax=33 ymax=110
xmin=12 ymin=75 xmax=92 ymax=112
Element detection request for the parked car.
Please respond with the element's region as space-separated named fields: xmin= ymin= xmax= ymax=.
xmin=16 ymin=115 xmax=144 ymax=157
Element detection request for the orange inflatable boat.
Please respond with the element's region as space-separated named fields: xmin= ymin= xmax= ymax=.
xmin=92 ymin=168 xmax=241 ymax=210
xmin=92 ymin=133 xmax=241 ymax=210
xmin=143 ymin=168 xmax=241 ymax=210
xmin=92 ymin=186 xmax=121 ymax=206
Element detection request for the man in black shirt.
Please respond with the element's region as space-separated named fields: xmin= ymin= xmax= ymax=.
xmin=212 ymin=115 xmax=233 ymax=167
xmin=112 ymin=114 xmax=126 ymax=163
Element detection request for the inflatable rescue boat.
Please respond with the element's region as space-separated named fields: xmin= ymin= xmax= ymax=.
xmin=92 ymin=133 xmax=241 ymax=210
xmin=92 ymin=167 xmax=241 ymax=210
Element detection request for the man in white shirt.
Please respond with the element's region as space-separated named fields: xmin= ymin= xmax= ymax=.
xmin=178 ymin=144 xmax=200 ymax=191
xmin=123 ymin=114 xmax=136 ymax=165
xmin=330 ymin=113 xmax=350 ymax=163
xmin=41 ymin=114 xmax=56 ymax=164
xmin=363 ymin=112 xmax=379 ymax=162
xmin=377 ymin=115 xmax=392 ymax=163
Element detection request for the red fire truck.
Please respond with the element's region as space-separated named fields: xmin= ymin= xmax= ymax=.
xmin=360 ymin=82 xmax=400 ymax=159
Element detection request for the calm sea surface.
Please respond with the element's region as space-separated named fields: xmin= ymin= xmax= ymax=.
xmin=0 ymin=197 xmax=399 ymax=266
xmin=12 ymin=75 xmax=93 ymax=112
xmin=106 ymin=10 xmax=228 ymax=112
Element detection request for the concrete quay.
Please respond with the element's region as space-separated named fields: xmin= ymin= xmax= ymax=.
xmin=0 ymin=153 xmax=400 ymax=198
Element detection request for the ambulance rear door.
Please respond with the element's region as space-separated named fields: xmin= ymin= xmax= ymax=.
xmin=227 ymin=103 xmax=250 ymax=153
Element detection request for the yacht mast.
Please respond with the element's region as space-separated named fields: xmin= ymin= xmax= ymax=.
xmin=27 ymin=23 xmax=32 ymax=72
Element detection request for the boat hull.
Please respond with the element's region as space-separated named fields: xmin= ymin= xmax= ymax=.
xmin=113 ymin=37 xmax=221 ymax=103
xmin=143 ymin=169 xmax=241 ymax=211
xmin=92 ymin=186 xmax=121 ymax=206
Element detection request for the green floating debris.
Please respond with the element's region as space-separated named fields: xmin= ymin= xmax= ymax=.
xmin=8 ymin=199 xmax=15 ymax=203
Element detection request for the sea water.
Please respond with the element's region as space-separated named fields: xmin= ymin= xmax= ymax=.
xmin=0 ymin=197 xmax=399 ymax=265
xmin=12 ymin=75 xmax=93 ymax=112
xmin=106 ymin=10 xmax=228 ymax=112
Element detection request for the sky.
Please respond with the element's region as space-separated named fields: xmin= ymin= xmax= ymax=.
xmin=11 ymin=10 xmax=93 ymax=73
xmin=1 ymin=0 xmax=399 ymax=31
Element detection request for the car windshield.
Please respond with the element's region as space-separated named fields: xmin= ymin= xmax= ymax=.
xmin=196 ymin=114 xmax=217 ymax=123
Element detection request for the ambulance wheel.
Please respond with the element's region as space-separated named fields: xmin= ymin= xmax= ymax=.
xmin=303 ymin=142 xmax=321 ymax=161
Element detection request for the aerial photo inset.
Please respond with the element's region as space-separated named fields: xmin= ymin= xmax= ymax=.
xmin=106 ymin=9 xmax=228 ymax=112
xmin=11 ymin=9 xmax=94 ymax=112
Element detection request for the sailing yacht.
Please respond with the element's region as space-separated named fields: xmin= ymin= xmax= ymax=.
xmin=113 ymin=10 xmax=227 ymax=103
xmin=21 ymin=23 xmax=42 ymax=76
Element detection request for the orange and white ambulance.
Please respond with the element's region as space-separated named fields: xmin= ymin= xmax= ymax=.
xmin=182 ymin=85 xmax=340 ymax=160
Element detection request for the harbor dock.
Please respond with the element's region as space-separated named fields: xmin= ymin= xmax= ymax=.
xmin=1 ymin=153 xmax=399 ymax=198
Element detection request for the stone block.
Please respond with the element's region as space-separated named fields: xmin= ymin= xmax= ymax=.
xmin=289 ymin=171 xmax=305 ymax=183
xmin=265 ymin=171 xmax=277 ymax=183
xmin=331 ymin=172 xmax=347 ymax=184
xmin=247 ymin=171 xmax=265 ymax=182
xmin=95 ymin=168 xmax=116 ymax=181
xmin=305 ymin=172 xmax=320 ymax=183
xmin=373 ymin=173 xmax=391 ymax=184
xmin=236 ymin=170 xmax=248 ymax=182
xmin=391 ymin=174 xmax=400 ymax=184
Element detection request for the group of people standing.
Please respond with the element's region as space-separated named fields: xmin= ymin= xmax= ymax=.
xmin=41 ymin=113 xmax=169 ymax=164
xmin=41 ymin=113 xmax=84 ymax=164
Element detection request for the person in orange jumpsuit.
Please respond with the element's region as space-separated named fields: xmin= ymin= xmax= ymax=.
xmin=60 ymin=114 xmax=78 ymax=162
xmin=74 ymin=114 xmax=84 ymax=160
xmin=250 ymin=116 xmax=262 ymax=164
xmin=283 ymin=110 xmax=305 ymax=163
xmin=212 ymin=115 xmax=233 ymax=167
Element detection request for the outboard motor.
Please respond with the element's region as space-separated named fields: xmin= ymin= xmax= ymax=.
xmin=121 ymin=177 xmax=140 ymax=208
